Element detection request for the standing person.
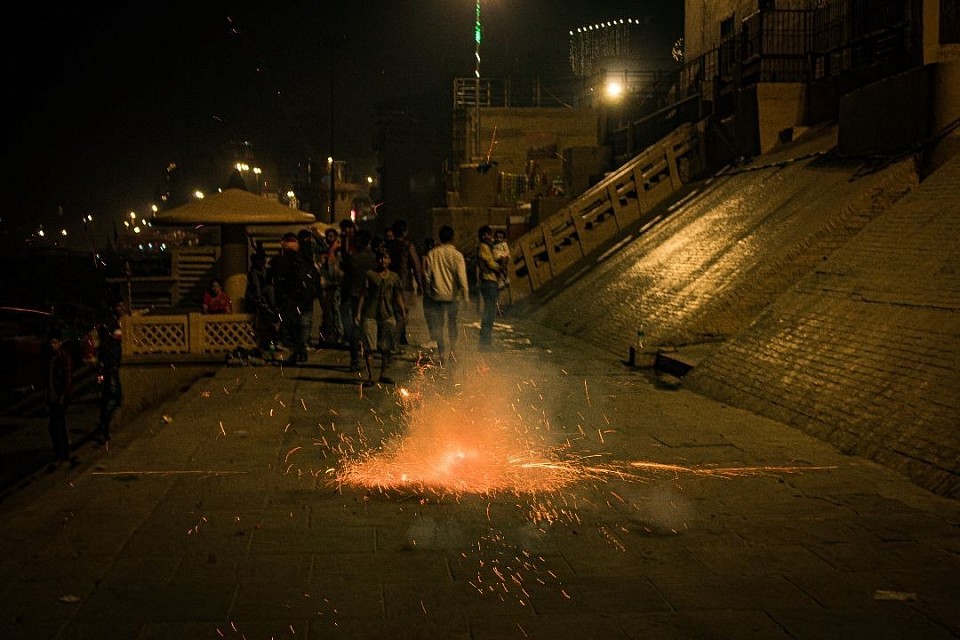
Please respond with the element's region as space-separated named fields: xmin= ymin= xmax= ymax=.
xmin=354 ymin=248 xmax=406 ymax=384
xmin=339 ymin=218 xmax=357 ymax=257
xmin=476 ymin=225 xmax=501 ymax=351
xmin=386 ymin=219 xmax=422 ymax=346
xmin=96 ymin=296 xmax=125 ymax=447
xmin=201 ymin=278 xmax=233 ymax=314
xmin=297 ymin=229 xmax=322 ymax=353
xmin=340 ymin=228 xmax=377 ymax=372
xmin=423 ymin=225 xmax=469 ymax=366
xmin=270 ymin=232 xmax=313 ymax=364
xmin=245 ymin=252 xmax=277 ymax=355
xmin=319 ymin=227 xmax=344 ymax=347
xmin=46 ymin=328 xmax=76 ymax=468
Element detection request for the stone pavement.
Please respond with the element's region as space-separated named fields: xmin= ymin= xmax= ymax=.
xmin=0 ymin=303 xmax=957 ymax=640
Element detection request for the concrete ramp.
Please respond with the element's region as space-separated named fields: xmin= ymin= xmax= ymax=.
xmin=525 ymin=124 xmax=960 ymax=498
xmin=685 ymin=153 xmax=960 ymax=498
xmin=529 ymin=124 xmax=917 ymax=354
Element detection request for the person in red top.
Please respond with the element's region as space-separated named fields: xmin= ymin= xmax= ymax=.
xmin=202 ymin=279 xmax=233 ymax=314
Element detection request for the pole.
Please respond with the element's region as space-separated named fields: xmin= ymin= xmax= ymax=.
xmin=474 ymin=0 xmax=481 ymax=160
xmin=329 ymin=36 xmax=337 ymax=223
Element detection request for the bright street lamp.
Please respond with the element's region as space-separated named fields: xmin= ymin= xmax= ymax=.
xmin=605 ymin=81 xmax=624 ymax=100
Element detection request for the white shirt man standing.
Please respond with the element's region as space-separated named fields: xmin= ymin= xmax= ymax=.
xmin=423 ymin=224 xmax=469 ymax=366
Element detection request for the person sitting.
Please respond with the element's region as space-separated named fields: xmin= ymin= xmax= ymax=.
xmin=202 ymin=278 xmax=233 ymax=314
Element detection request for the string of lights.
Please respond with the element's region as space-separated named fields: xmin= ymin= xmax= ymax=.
xmin=568 ymin=19 xmax=646 ymax=77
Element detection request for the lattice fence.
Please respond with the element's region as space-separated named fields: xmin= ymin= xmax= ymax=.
xmin=127 ymin=315 xmax=189 ymax=355
xmin=200 ymin=317 xmax=257 ymax=353
xmin=124 ymin=313 xmax=256 ymax=357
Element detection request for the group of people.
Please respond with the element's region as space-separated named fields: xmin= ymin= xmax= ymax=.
xmin=44 ymin=293 xmax=126 ymax=471
xmin=238 ymin=218 xmax=510 ymax=381
xmin=419 ymin=223 xmax=511 ymax=365
xmin=41 ymin=219 xmax=511 ymax=467
xmin=244 ymin=219 xmax=355 ymax=365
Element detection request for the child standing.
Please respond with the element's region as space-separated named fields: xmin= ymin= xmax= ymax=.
xmin=354 ymin=249 xmax=407 ymax=384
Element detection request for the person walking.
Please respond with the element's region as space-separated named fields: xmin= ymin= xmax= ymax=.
xmin=385 ymin=219 xmax=423 ymax=347
xmin=340 ymin=228 xmax=377 ymax=372
xmin=46 ymin=328 xmax=76 ymax=469
xmin=95 ymin=296 xmax=125 ymax=447
xmin=354 ymin=248 xmax=406 ymax=384
xmin=423 ymin=225 xmax=469 ymax=366
xmin=476 ymin=225 xmax=501 ymax=351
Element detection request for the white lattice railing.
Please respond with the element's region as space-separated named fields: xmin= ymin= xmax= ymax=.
xmin=124 ymin=312 xmax=257 ymax=358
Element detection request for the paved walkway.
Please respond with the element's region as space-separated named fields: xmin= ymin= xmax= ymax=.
xmin=1 ymin=302 xmax=957 ymax=640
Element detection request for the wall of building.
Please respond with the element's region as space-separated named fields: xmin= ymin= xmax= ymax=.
xmin=472 ymin=107 xmax=600 ymax=181
xmin=685 ymin=0 xmax=817 ymax=58
xmin=839 ymin=66 xmax=934 ymax=156
xmin=685 ymin=0 xmax=750 ymax=58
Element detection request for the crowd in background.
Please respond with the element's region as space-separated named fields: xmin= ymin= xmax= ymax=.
xmin=241 ymin=218 xmax=510 ymax=379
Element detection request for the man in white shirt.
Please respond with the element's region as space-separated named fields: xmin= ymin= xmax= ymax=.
xmin=423 ymin=225 xmax=469 ymax=366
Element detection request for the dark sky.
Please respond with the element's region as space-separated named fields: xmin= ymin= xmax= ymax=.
xmin=5 ymin=1 xmax=682 ymax=241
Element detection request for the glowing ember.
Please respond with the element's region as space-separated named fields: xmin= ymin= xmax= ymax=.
xmin=337 ymin=362 xmax=584 ymax=495
xmin=333 ymin=359 xmax=836 ymax=497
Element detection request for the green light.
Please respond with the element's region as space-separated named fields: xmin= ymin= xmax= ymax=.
xmin=475 ymin=1 xmax=481 ymax=44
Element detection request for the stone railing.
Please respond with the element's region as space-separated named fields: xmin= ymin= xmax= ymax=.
xmin=123 ymin=312 xmax=256 ymax=358
xmin=504 ymin=122 xmax=701 ymax=304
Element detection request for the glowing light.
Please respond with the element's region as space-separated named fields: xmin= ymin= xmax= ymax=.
xmin=338 ymin=364 xmax=592 ymax=495
xmin=332 ymin=358 xmax=837 ymax=504
xmin=605 ymin=81 xmax=624 ymax=99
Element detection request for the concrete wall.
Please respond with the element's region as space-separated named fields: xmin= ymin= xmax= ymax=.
xmin=474 ymin=107 xmax=599 ymax=180
xmin=929 ymin=60 xmax=960 ymax=173
xmin=839 ymin=66 xmax=934 ymax=156
xmin=730 ymin=83 xmax=812 ymax=158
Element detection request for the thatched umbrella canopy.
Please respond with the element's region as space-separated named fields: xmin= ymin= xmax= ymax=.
xmin=153 ymin=189 xmax=315 ymax=310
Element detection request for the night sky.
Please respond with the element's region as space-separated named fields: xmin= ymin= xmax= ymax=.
xmin=5 ymin=1 xmax=682 ymax=243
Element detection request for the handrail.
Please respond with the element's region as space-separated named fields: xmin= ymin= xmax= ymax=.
xmin=503 ymin=122 xmax=701 ymax=304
